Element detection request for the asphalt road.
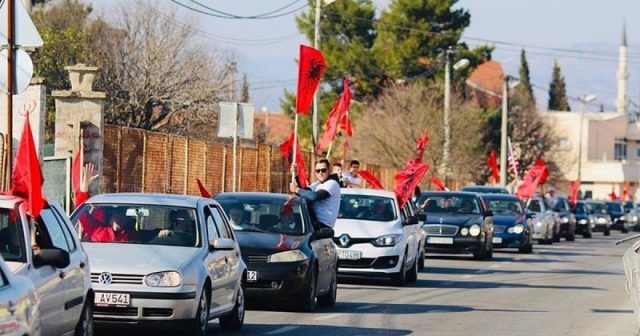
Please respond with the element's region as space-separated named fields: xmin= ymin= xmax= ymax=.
xmin=100 ymin=232 xmax=639 ymax=336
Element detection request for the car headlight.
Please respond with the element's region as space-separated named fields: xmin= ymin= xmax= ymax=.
xmin=578 ymin=219 xmax=587 ymax=225
xmin=597 ymin=218 xmax=607 ymax=224
xmin=145 ymin=271 xmax=181 ymax=287
xmin=469 ymin=224 xmax=481 ymax=237
xmin=372 ymin=234 xmax=403 ymax=247
xmin=269 ymin=250 xmax=308 ymax=262
xmin=512 ymin=224 xmax=524 ymax=234
xmin=535 ymin=221 xmax=544 ymax=227
xmin=460 ymin=227 xmax=469 ymax=236
xmin=634 ymin=216 xmax=638 ymax=222
xmin=561 ymin=217 xmax=569 ymax=223
xmin=619 ymin=216 xmax=625 ymax=221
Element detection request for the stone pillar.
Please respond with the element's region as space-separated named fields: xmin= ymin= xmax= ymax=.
xmin=53 ymin=64 xmax=106 ymax=195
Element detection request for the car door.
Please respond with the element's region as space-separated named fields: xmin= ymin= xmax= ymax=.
xmin=401 ymin=203 xmax=419 ymax=265
xmin=209 ymin=204 xmax=240 ymax=307
xmin=305 ymin=202 xmax=332 ymax=291
xmin=202 ymin=205 xmax=229 ymax=311
xmin=48 ymin=203 xmax=88 ymax=333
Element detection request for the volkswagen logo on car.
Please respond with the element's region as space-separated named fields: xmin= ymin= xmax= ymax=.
xmin=98 ymin=272 xmax=113 ymax=285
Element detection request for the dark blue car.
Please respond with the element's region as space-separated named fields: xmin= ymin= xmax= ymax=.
xmin=482 ymin=194 xmax=533 ymax=253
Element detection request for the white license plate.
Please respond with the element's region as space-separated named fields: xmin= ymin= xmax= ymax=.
xmin=247 ymin=271 xmax=257 ymax=282
xmin=427 ymin=237 xmax=453 ymax=244
xmin=94 ymin=292 xmax=130 ymax=307
xmin=492 ymin=237 xmax=503 ymax=244
xmin=337 ymin=250 xmax=362 ymax=260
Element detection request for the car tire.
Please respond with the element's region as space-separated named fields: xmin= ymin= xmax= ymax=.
xmin=189 ymin=287 xmax=210 ymax=336
xmin=473 ymin=245 xmax=488 ymax=261
xmin=622 ymin=227 xmax=629 ymax=234
xmin=519 ymin=243 xmax=533 ymax=254
xmin=219 ymin=284 xmax=245 ymax=331
xmin=417 ymin=249 xmax=425 ymax=271
xmin=317 ymin=266 xmax=337 ymax=307
xmin=297 ymin=267 xmax=317 ymax=312
xmin=391 ymin=254 xmax=407 ymax=286
xmin=406 ymin=255 xmax=418 ymax=283
xmin=566 ymin=231 xmax=575 ymax=241
xmin=553 ymin=231 xmax=560 ymax=242
xmin=604 ymin=228 xmax=611 ymax=236
xmin=583 ymin=231 xmax=592 ymax=239
xmin=74 ymin=298 xmax=94 ymax=336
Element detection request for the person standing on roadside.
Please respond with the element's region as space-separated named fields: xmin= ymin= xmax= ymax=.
xmin=342 ymin=160 xmax=362 ymax=188
xmin=289 ymin=159 xmax=341 ymax=229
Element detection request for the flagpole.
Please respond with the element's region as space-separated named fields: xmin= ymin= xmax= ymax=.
xmin=292 ymin=113 xmax=299 ymax=184
xmin=325 ymin=140 xmax=333 ymax=160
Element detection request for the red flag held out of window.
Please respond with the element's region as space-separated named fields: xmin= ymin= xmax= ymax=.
xmin=515 ymin=159 xmax=549 ymax=200
xmin=316 ymin=77 xmax=352 ymax=153
xmin=11 ymin=113 xmax=45 ymax=218
xmin=280 ymin=132 xmax=309 ymax=188
xmin=394 ymin=162 xmax=429 ymax=208
xmin=431 ymin=176 xmax=447 ymax=191
xmin=359 ymin=170 xmax=383 ymax=189
xmin=296 ymin=45 xmax=326 ymax=115
xmin=568 ymin=180 xmax=580 ymax=206
xmin=486 ymin=150 xmax=499 ymax=184
xmin=410 ymin=129 xmax=429 ymax=164
xmin=196 ymin=178 xmax=212 ymax=198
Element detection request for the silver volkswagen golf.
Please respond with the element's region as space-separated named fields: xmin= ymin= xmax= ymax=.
xmin=71 ymin=193 xmax=246 ymax=335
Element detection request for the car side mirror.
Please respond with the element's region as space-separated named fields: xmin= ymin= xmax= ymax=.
xmin=33 ymin=248 xmax=70 ymax=269
xmin=403 ymin=215 xmax=419 ymax=226
xmin=209 ymin=238 xmax=235 ymax=251
xmin=483 ymin=210 xmax=494 ymax=217
xmin=312 ymin=227 xmax=334 ymax=240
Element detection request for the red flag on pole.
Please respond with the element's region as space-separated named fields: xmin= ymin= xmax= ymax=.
xmin=71 ymin=143 xmax=82 ymax=196
xmin=196 ymin=178 xmax=212 ymax=198
xmin=609 ymin=186 xmax=618 ymax=201
xmin=316 ymin=77 xmax=352 ymax=153
xmin=568 ymin=180 xmax=580 ymax=206
xmin=296 ymin=45 xmax=326 ymax=115
xmin=622 ymin=182 xmax=631 ymax=202
xmin=11 ymin=114 xmax=44 ymax=217
xmin=486 ymin=150 xmax=499 ymax=184
xmin=338 ymin=111 xmax=352 ymax=137
xmin=409 ymin=129 xmax=429 ymax=164
xmin=431 ymin=176 xmax=447 ymax=191
xmin=280 ymin=132 xmax=309 ymax=188
xmin=394 ymin=162 xmax=429 ymax=208
xmin=515 ymin=159 xmax=549 ymax=199
xmin=359 ymin=170 xmax=383 ymax=189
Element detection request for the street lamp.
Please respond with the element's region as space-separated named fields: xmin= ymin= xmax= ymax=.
xmin=442 ymin=48 xmax=469 ymax=179
xmin=499 ymin=75 xmax=519 ymax=187
xmin=577 ymin=94 xmax=597 ymax=181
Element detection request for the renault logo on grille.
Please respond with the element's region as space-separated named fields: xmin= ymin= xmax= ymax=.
xmin=338 ymin=234 xmax=351 ymax=247
xmin=98 ymin=272 xmax=113 ymax=285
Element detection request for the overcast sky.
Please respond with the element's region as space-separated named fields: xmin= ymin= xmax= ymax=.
xmin=87 ymin=0 xmax=640 ymax=113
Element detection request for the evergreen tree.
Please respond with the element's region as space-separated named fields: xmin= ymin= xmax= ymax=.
xmin=548 ymin=61 xmax=571 ymax=111
xmin=516 ymin=49 xmax=535 ymax=105
xmin=240 ymin=73 xmax=249 ymax=103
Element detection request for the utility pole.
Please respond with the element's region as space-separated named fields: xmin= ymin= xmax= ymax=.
xmin=6 ymin=0 xmax=15 ymax=190
xmin=499 ymin=76 xmax=510 ymax=187
xmin=442 ymin=48 xmax=453 ymax=179
xmin=227 ymin=62 xmax=236 ymax=101
xmin=312 ymin=0 xmax=322 ymax=147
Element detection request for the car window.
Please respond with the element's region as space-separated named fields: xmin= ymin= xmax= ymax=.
xmin=527 ymin=199 xmax=542 ymax=212
xmin=217 ymin=197 xmax=307 ymax=235
xmin=554 ymin=199 xmax=570 ymax=212
xmin=607 ymin=202 xmax=623 ymax=213
xmin=0 ymin=207 xmax=25 ymax=263
xmin=0 ymin=267 xmax=6 ymax=288
xmin=419 ymin=195 xmax=480 ymax=215
xmin=338 ymin=195 xmax=397 ymax=221
xmin=40 ymin=208 xmax=71 ymax=252
xmin=210 ymin=206 xmax=231 ymax=239
xmin=486 ymin=199 xmax=523 ymax=214
xmin=49 ymin=206 xmax=76 ymax=251
xmin=204 ymin=207 xmax=220 ymax=240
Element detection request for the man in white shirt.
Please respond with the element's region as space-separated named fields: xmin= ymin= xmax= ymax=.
xmin=342 ymin=160 xmax=362 ymax=188
xmin=290 ymin=159 xmax=341 ymax=228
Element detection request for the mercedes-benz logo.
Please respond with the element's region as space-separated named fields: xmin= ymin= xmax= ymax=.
xmin=98 ymin=272 xmax=113 ymax=285
xmin=338 ymin=234 xmax=350 ymax=247
xmin=439 ymin=217 xmax=443 ymax=224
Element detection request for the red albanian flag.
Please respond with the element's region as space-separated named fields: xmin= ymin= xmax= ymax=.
xmin=279 ymin=132 xmax=309 ymax=188
xmin=196 ymin=178 xmax=212 ymax=198
xmin=316 ymin=77 xmax=352 ymax=153
xmin=359 ymin=170 xmax=383 ymax=189
xmin=296 ymin=45 xmax=326 ymax=114
xmin=394 ymin=162 xmax=429 ymax=208
xmin=11 ymin=114 xmax=45 ymax=217
xmin=486 ymin=150 xmax=499 ymax=184
xmin=568 ymin=180 xmax=580 ymax=206
xmin=622 ymin=182 xmax=631 ymax=202
xmin=609 ymin=187 xmax=618 ymax=201
xmin=516 ymin=159 xmax=549 ymax=200
xmin=71 ymin=142 xmax=82 ymax=196
xmin=409 ymin=129 xmax=429 ymax=164
xmin=431 ymin=176 xmax=447 ymax=191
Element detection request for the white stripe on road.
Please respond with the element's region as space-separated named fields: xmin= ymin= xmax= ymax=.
xmin=265 ymin=326 xmax=301 ymax=335
xmin=489 ymin=264 xmax=500 ymax=268
xmin=357 ymin=304 xmax=379 ymax=310
xmin=314 ymin=313 xmax=346 ymax=321
xmin=461 ymin=275 xmax=474 ymax=279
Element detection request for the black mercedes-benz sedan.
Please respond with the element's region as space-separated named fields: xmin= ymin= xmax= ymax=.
xmin=214 ymin=192 xmax=337 ymax=312
xmin=417 ymin=191 xmax=494 ymax=260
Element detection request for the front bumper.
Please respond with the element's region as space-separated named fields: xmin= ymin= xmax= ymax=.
xmin=244 ymin=260 xmax=309 ymax=300
xmin=492 ymin=233 xmax=528 ymax=249
xmin=336 ymin=243 xmax=405 ymax=276
xmin=425 ymin=236 xmax=483 ymax=254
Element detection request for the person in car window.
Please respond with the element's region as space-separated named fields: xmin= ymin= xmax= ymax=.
xmin=369 ymin=200 xmax=391 ymax=221
xmin=342 ymin=160 xmax=363 ymax=188
xmin=0 ymin=210 xmax=21 ymax=257
xmin=156 ymin=209 xmax=196 ymax=246
xmin=77 ymin=207 xmax=135 ymax=243
xmin=228 ymin=205 xmax=251 ymax=230
xmin=290 ymin=159 xmax=341 ymax=229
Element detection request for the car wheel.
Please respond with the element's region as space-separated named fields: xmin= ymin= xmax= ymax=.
xmin=74 ymin=298 xmax=94 ymax=336
xmin=553 ymin=231 xmax=560 ymax=242
xmin=473 ymin=245 xmax=488 ymax=260
xmin=519 ymin=243 xmax=533 ymax=254
xmin=566 ymin=231 xmax=575 ymax=241
xmin=391 ymin=254 xmax=407 ymax=286
xmin=604 ymin=228 xmax=611 ymax=236
xmin=583 ymin=231 xmax=592 ymax=239
xmin=219 ymin=283 xmax=245 ymax=331
xmin=297 ymin=267 xmax=317 ymax=312
xmin=417 ymin=249 xmax=425 ymax=271
xmin=622 ymin=227 xmax=629 ymax=234
xmin=317 ymin=266 xmax=337 ymax=307
xmin=190 ymin=287 xmax=210 ymax=336
xmin=406 ymin=254 xmax=418 ymax=283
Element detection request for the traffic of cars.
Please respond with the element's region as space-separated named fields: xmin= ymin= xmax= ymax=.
xmin=0 ymin=184 xmax=630 ymax=335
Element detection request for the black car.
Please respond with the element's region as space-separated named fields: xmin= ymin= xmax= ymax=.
xmin=214 ymin=192 xmax=338 ymax=311
xmin=418 ymin=191 xmax=494 ymax=260
xmin=623 ymin=201 xmax=640 ymax=231
xmin=572 ymin=200 xmax=593 ymax=238
xmin=606 ymin=201 xmax=629 ymax=233
xmin=482 ymin=194 xmax=533 ymax=253
xmin=552 ymin=196 xmax=576 ymax=241
xmin=586 ymin=201 xmax=612 ymax=236
xmin=461 ymin=185 xmax=510 ymax=194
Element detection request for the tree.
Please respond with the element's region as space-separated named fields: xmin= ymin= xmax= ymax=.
xmin=548 ymin=61 xmax=571 ymax=111
xmin=515 ymin=49 xmax=535 ymax=105
xmin=240 ymin=73 xmax=249 ymax=103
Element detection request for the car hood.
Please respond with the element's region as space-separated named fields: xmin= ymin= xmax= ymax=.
xmin=424 ymin=214 xmax=480 ymax=226
xmin=83 ymin=243 xmax=201 ymax=274
xmin=236 ymin=231 xmax=307 ymax=255
xmin=6 ymin=261 xmax=26 ymax=274
xmin=333 ymin=218 xmax=401 ymax=238
xmin=492 ymin=214 xmax=524 ymax=226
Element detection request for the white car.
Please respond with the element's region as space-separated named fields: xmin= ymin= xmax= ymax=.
xmin=0 ymin=196 xmax=93 ymax=336
xmin=525 ymin=196 xmax=558 ymax=244
xmin=0 ymin=255 xmax=41 ymax=336
xmin=333 ymin=189 xmax=423 ymax=285
xmin=71 ymin=193 xmax=246 ymax=335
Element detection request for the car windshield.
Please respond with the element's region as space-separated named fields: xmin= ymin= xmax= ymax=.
xmin=625 ymin=201 xmax=635 ymax=211
xmin=588 ymin=202 xmax=608 ymax=214
xmin=607 ymin=202 xmax=623 ymax=213
xmin=0 ymin=207 xmax=26 ymax=263
xmin=462 ymin=187 xmax=509 ymax=194
xmin=526 ymin=199 xmax=544 ymax=213
xmin=485 ymin=199 xmax=523 ymax=215
xmin=417 ymin=195 xmax=481 ymax=215
xmin=554 ymin=199 xmax=570 ymax=212
xmin=217 ymin=198 xmax=306 ymax=235
xmin=339 ymin=195 xmax=397 ymax=221
xmin=71 ymin=204 xmax=200 ymax=247
xmin=575 ymin=203 xmax=590 ymax=214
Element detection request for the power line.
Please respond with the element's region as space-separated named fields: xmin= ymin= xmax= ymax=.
xmin=186 ymin=0 xmax=303 ymax=19
xmin=170 ymin=0 xmax=308 ymax=19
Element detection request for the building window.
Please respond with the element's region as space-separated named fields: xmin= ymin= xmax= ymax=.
xmin=615 ymin=138 xmax=627 ymax=160
xmin=636 ymin=148 xmax=640 ymax=158
xmin=558 ymin=138 xmax=569 ymax=150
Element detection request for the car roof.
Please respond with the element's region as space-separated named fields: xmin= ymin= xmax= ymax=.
xmin=214 ymin=192 xmax=290 ymax=202
xmin=0 ymin=195 xmax=22 ymax=208
xmin=479 ymin=193 xmax=520 ymax=201
xmin=461 ymin=186 xmax=508 ymax=192
xmin=421 ymin=191 xmax=480 ymax=197
xmin=85 ymin=193 xmax=205 ymax=208
xmin=340 ymin=188 xmax=397 ymax=198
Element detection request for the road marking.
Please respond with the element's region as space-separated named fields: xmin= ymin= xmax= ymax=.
xmin=357 ymin=304 xmax=379 ymax=310
xmin=314 ymin=313 xmax=346 ymax=321
xmin=475 ymin=269 xmax=489 ymax=274
xmin=489 ymin=264 xmax=500 ymax=268
xmin=265 ymin=326 xmax=301 ymax=335
xmin=461 ymin=275 xmax=474 ymax=279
